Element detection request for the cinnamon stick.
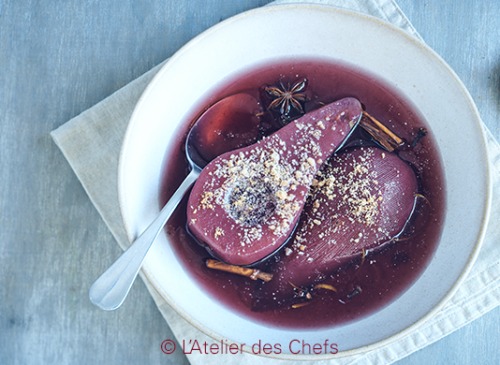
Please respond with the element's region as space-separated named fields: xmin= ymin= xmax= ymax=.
xmin=359 ymin=111 xmax=404 ymax=152
xmin=206 ymin=259 xmax=273 ymax=282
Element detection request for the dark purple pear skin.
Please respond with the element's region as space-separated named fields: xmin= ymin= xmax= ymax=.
xmin=187 ymin=98 xmax=363 ymax=266
xmin=257 ymin=146 xmax=418 ymax=308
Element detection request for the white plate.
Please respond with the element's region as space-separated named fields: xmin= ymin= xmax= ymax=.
xmin=118 ymin=4 xmax=491 ymax=359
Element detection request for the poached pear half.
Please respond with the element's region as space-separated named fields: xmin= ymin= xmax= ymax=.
xmin=187 ymin=97 xmax=363 ymax=266
xmin=255 ymin=146 xmax=418 ymax=309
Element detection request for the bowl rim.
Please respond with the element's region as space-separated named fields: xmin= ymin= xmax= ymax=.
xmin=117 ymin=3 xmax=492 ymax=360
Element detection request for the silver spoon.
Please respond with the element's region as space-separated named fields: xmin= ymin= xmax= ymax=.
xmin=89 ymin=93 xmax=261 ymax=310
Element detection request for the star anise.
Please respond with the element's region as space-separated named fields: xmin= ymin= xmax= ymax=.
xmin=265 ymin=78 xmax=309 ymax=124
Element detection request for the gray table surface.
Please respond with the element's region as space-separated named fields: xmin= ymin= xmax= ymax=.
xmin=1 ymin=0 xmax=499 ymax=364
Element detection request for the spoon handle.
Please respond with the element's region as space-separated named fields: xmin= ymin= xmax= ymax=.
xmin=89 ymin=169 xmax=200 ymax=310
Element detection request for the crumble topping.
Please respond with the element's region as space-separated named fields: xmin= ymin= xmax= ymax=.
xmin=289 ymin=148 xmax=394 ymax=259
xmin=190 ymin=118 xmax=338 ymax=248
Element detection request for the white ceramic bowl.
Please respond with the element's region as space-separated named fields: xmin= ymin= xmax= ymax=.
xmin=118 ymin=4 xmax=491 ymax=359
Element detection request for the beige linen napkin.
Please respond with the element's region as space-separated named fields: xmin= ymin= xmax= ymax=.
xmin=51 ymin=0 xmax=500 ymax=364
